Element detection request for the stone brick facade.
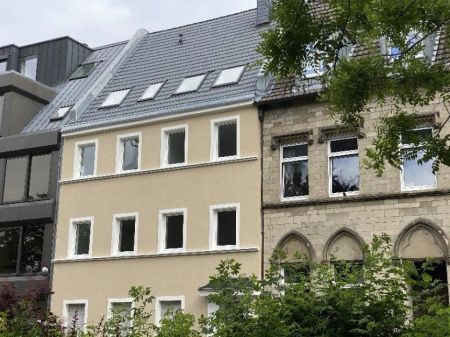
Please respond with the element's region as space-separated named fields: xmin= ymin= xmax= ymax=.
xmin=261 ymin=97 xmax=450 ymax=281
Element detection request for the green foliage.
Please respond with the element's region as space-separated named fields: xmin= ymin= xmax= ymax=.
xmin=1 ymin=241 xmax=449 ymax=336
xmin=258 ymin=0 xmax=450 ymax=174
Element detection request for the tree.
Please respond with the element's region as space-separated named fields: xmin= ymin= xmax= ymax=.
xmin=257 ymin=0 xmax=450 ymax=175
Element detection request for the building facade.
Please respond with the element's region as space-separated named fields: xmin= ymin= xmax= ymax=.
xmin=257 ymin=26 xmax=450 ymax=299
xmin=0 ymin=35 xmax=133 ymax=294
xmin=50 ymin=9 xmax=267 ymax=326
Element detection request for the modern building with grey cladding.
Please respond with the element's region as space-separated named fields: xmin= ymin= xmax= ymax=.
xmin=0 ymin=36 xmax=134 ymax=296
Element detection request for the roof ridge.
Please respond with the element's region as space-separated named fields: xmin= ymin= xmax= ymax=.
xmin=146 ymin=8 xmax=256 ymax=36
xmin=93 ymin=40 xmax=129 ymax=50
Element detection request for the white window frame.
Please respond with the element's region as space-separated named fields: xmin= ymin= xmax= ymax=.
xmin=107 ymin=298 xmax=134 ymax=320
xmin=400 ymin=127 xmax=437 ymax=191
xmin=63 ymin=300 xmax=88 ymax=331
xmin=73 ymin=139 xmax=98 ymax=179
xmin=209 ymin=203 xmax=240 ymax=250
xmin=139 ymin=81 xmax=165 ymax=101
xmin=155 ymin=296 xmax=185 ymax=326
xmin=111 ymin=213 xmax=139 ymax=256
xmin=210 ymin=116 xmax=240 ymax=162
xmin=158 ymin=208 xmax=187 ymax=254
xmin=67 ymin=217 xmax=94 ymax=259
xmin=116 ymin=132 xmax=142 ymax=174
xmin=160 ymin=125 xmax=188 ymax=168
xmin=213 ymin=65 xmax=246 ymax=87
xmin=280 ymin=142 xmax=309 ymax=202
xmin=328 ymin=137 xmax=360 ymax=197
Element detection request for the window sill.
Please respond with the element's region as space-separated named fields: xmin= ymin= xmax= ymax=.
xmin=67 ymin=254 xmax=92 ymax=260
xmin=61 ymin=156 xmax=257 ymax=184
xmin=158 ymin=248 xmax=185 ymax=254
xmin=329 ymin=191 xmax=360 ymax=198
xmin=281 ymin=196 xmax=308 ymax=202
xmin=111 ymin=252 xmax=137 ymax=257
xmin=211 ymin=155 xmax=239 ymax=162
xmin=210 ymin=245 xmax=238 ymax=251
xmin=161 ymin=162 xmax=187 ymax=169
xmin=401 ymin=185 xmax=437 ymax=192
xmin=53 ymin=247 xmax=258 ymax=263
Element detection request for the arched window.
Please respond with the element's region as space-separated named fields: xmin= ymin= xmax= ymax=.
xmin=277 ymin=232 xmax=314 ymax=284
xmin=324 ymin=229 xmax=365 ymax=283
xmin=395 ymin=219 xmax=449 ymax=307
xmin=324 ymin=229 xmax=364 ymax=261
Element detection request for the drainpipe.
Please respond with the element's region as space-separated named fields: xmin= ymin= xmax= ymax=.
xmin=258 ymin=107 xmax=265 ymax=280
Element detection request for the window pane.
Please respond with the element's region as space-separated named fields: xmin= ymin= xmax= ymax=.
xmin=67 ymin=304 xmax=86 ymax=329
xmin=122 ymin=138 xmax=139 ymax=171
xmin=80 ymin=145 xmax=96 ymax=177
xmin=0 ymin=228 xmax=20 ymax=274
xmin=331 ymin=155 xmax=360 ymax=193
xmin=176 ymin=74 xmax=206 ymax=94
xmin=119 ymin=219 xmax=135 ymax=252
xmin=403 ymin=150 xmax=436 ymax=188
xmin=20 ymin=225 xmax=44 ymax=273
xmin=166 ymin=215 xmax=183 ymax=249
xmin=3 ymin=156 xmax=28 ymax=202
xmin=70 ymin=63 xmax=96 ymax=80
xmin=75 ymin=222 xmax=91 ymax=255
xmin=141 ymin=82 xmax=164 ymax=100
xmin=330 ymin=138 xmax=358 ymax=153
xmin=111 ymin=302 xmax=133 ymax=329
xmin=21 ymin=57 xmax=37 ymax=80
xmin=160 ymin=301 xmax=182 ymax=319
xmin=214 ymin=66 xmax=245 ymax=86
xmin=283 ymin=161 xmax=309 ymax=198
xmin=168 ymin=131 xmax=185 ymax=164
xmin=283 ymin=144 xmax=308 ymax=159
xmin=28 ymin=154 xmax=51 ymax=201
xmin=283 ymin=263 xmax=310 ymax=284
xmin=217 ymin=210 xmax=236 ymax=246
xmin=0 ymin=60 xmax=7 ymax=73
xmin=54 ymin=106 xmax=71 ymax=119
xmin=101 ymin=89 xmax=130 ymax=107
xmin=218 ymin=123 xmax=237 ymax=158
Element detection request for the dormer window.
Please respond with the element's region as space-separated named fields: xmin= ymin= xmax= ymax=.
xmin=388 ymin=31 xmax=426 ymax=60
xmin=140 ymin=82 xmax=164 ymax=101
xmin=213 ymin=65 xmax=246 ymax=87
xmin=51 ymin=106 xmax=72 ymax=121
xmin=70 ymin=63 xmax=97 ymax=80
xmin=175 ymin=74 xmax=206 ymax=94
xmin=101 ymin=89 xmax=130 ymax=108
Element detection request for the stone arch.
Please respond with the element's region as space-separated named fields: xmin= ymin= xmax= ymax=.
xmin=323 ymin=228 xmax=365 ymax=261
xmin=394 ymin=218 xmax=449 ymax=260
xmin=276 ymin=231 xmax=315 ymax=262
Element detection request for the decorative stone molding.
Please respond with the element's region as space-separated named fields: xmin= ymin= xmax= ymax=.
xmin=271 ymin=130 xmax=314 ymax=150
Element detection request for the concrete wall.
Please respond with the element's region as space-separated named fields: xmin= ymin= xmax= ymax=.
xmin=51 ymin=106 xmax=262 ymax=323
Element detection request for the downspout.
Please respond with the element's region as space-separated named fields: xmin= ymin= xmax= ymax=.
xmin=258 ymin=107 xmax=265 ymax=280
xmin=47 ymin=135 xmax=63 ymax=311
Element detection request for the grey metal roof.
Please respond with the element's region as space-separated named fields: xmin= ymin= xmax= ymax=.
xmin=63 ymin=9 xmax=264 ymax=133
xmin=22 ymin=41 xmax=127 ymax=133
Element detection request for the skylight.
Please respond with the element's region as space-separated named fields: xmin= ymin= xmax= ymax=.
xmin=52 ymin=106 xmax=72 ymax=120
xmin=214 ymin=65 xmax=246 ymax=87
xmin=70 ymin=63 xmax=97 ymax=80
xmin=175 ymin=74 xmax=206 ymax=94
xmin=101 ymin=89 xmax=130 ymax=108
xmin=140 ymin=82 xmax=164 ymax=101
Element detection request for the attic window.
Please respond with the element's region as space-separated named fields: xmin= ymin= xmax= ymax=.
xmin=214 ymin=65 xmax=246 ymax=87
xmin=70 ymin=63 xmax=97 ymax=80
xmin=51 ymin=106 xmax=72 ymax=120
xmin=175 ymin=74 xmax=206 ymax=94
xmin=101 ymin=89 xmax=130 ymax=108
xmin=140 ymin=82 xmax=164 ymax=101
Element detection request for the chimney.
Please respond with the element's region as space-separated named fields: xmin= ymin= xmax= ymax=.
xmin=256 ymin=0 xmax=271 ymax=25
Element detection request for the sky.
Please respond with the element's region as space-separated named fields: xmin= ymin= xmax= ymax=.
xmin=0 ymin=0 xmax=257 ymax=47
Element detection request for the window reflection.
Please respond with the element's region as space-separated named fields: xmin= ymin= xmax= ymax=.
xmin=283 ymin=161 xmax=309 ymax=197
xmin=403 ymin=150 xmax=436 ymax=188
xmin=122 ymin=138 xmax=139 ymax=171
xmin=331 ymin=155 xmax=360 ymax=193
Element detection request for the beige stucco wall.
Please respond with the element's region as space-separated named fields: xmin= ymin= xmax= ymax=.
xmin=51 ymin=106 xmax=262 ymax=323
